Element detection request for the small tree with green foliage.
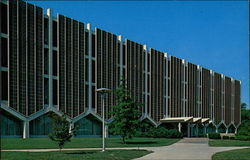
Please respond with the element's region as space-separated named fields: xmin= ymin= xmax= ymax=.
xmin=236 ymin=103 xmax=250 ymax=141
xmin=49 ymin=113 xmax=75 ymax=150
xmin=241 ymin=103 xmax=250 ymax=122
xmin=109 ymin=79 xmax=141 ymax=144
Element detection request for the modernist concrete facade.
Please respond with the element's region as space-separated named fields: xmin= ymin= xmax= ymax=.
xmin=0 ymin=0 xmax=241 ymax=138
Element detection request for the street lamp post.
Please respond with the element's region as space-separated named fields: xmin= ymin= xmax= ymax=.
xmin=96 ymin=88 xmax=111 ymax=152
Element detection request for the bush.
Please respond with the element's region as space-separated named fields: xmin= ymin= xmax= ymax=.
xmin=135 ymin=127 xmax=183 ymax=138
xmin=229 ymin=136 xmax=235 ymax=140
xmin=222 ymin=136 xmax=229 ymax=140
xmin=236 ymin=120 xmax=250 ymax=141
xmin=236 ymin=135 xmax=250 ymax=141
xmin=208 ymin=133 xmax=221 ymax=139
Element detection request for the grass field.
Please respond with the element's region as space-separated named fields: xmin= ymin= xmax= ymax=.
xmin=209 ymin=140 xmax=250 ymax=147
xmin=212 ymin=148 xmax=250 ymax=160
xmin=1 ymin=149 xmax=152 ymax=160
xmin=1 ymin=137 xmax=180 ymax=149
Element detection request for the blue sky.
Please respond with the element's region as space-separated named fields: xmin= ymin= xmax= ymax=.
xmin=31 ymin=1 xmax=249 ymax=108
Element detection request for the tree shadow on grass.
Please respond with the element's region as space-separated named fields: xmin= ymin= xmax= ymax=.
xmin=65 ymin=151 xmax=95 ymax=155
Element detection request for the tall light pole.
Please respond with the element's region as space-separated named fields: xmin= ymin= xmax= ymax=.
xmin=96 ymin=88 xmax=111 ymax=152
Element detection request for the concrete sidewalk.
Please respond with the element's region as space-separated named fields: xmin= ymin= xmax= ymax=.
xmin=135 ymin=138 xmax=249 ymax=160
xmin=1 ymin=147 xmax=145 ymax=152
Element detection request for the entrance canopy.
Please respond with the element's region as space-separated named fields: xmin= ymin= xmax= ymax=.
xmin=201 ymin=118 xmax=210 ymax=123
xmin=160 ymin=117 xmax=193 ymax=123
xmin=193 ymin=117 xmax=202 ymax=123
xmin=160 ymin=117 xmax=210 ymax=124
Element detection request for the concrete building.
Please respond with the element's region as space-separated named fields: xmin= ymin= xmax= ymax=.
xmin=0 ymin=0 xmax=241 ymax=138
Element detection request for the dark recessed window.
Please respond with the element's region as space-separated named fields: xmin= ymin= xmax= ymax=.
xmin=53 ymin=51 xmax=57 ymax=76
xmin=44 ymin=78 xmax=49 ymax=104
xmin=92 ymin=60 xmax=95 ymax=83
xmin=85 ymin=32 xmax=89 ymax=55
xmin=1 ymin=38 xmax=8 ymax=67
xmin=1 ymin=3 xmax=7 ymax=34
xmin=44 ymin=18 xmax=48 ymax=45
xmin=147 ymin=54 xmax=150 ymax=72
xmin=92 ymin=34 xmax=95 ymax=57
xmin=44 ymin=48 xmax=49 ymax=74
xmin=53 ymin=79 xmax=58 ymax=105
xmin=85 ymin=59 xmax=89 ymax=81
xmin=122 ymin=44 xmax=126 ymax=65
xmin=53 ymin=21 xmax=57 ymax=47
xmin=92 ymin=86 xmax=95 ymax=108
xmin=147 ymin=75 xmax=150 ymax=93
xmin=85 ymin=85 xmax=89 ymax=108
xmin=122 ymin=68 xmax=125 ymax=78
xmin=1 ymin=71 xmax=8 ymax=100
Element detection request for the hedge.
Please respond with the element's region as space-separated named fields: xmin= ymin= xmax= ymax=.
xmin=208 ymin=133 xmax=221 ymax=139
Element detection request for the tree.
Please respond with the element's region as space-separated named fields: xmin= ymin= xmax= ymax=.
xmin=49 ymin=112 xmax=75 ymax=150
xmin=109 ymin=79 xmax=141 ymax=144
xmin=241 ymin=103 xmax=247 ymax=110
xmin=241 ymin=103 xmax=250 ymax=122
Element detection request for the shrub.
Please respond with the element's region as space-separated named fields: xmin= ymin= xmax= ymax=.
xmin=236 ymin=135 xmax=250 ymax=141
xmin=166 ymin=129 xmax=183 ymax=138
xmin=135 ymin=127 xmax=183 ymax=138
xmin=236 ymin=120 xmax=250 ymax=141
xmin=229 ymin=136 xmax=235 ymax=140
xmin=222 ymin=136 xmax=229 ymax=140
xmin=208 ymin=133 xmax=221 ymax=139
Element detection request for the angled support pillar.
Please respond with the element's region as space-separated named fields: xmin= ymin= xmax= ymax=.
xmin=215 ymin=127 xmax=218 ymax=133
xmin=235 ymin=127 xmax=238 ymax=134
xmin=203 ymin=126 xmax=207 ymax=134
xmin=226 ymin=127 xmax=229 ymax=134
xmin=69 ymin=122 xmax=74 ymax=134
xmin=23 ymin=121 xmax=30 ymax=139
xmin=105 ymin=124 xmax=108 ymax=138
xmin=178 ymin=122 xmax=182 ymax=133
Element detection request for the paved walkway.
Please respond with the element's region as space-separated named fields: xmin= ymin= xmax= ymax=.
xmin=135 ymin=138 xmax=248 ymax=160
xmin=1 ymin=147 xmax=141 ymax=152
xmin=2 ymin=138 xmax=248 ymax=160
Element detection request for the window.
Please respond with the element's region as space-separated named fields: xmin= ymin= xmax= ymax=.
xmin=53 ymin=21 xmax=57 ymax=47
xmin=1 ymin=71 xmax=8 ymax=100
xmin=122 ymin=68 xmax=125 ymax=78
xmin=92 ymin=34 xmax=95 ymax=57
xmin=122 ymin=44 xmax=126 ymax=65
xmin=44 ymin=18 xmax=48 ymax=45
xmin=92 ymin=60 xmax=95 ymax=83
xmin=92 ymin=86 xmax=95 ymax=107
xmin=53 ymin=51 xmax=57 ymax=76
xmin=85 ymin=59 xmax=89 ymax=81
xmin=147 ymin=54 xmax=150 ymax=72
xmin=85 ymin=32 xmax=89 ymax=55
xmin=85 ymin=84 xmax=89 ymax=108
xmin=44 ymin=78 xmax=49 ymax=104
xmin=147 ymin=75 xmax=150 ymax=93
xmin=44 ymin=48 xmax=49 ymax=74
xmin=1 ymin=3 xmax=7 ymax=34
xmin=117 ymin=43 xmax=120 ymax=65
xmin=1 ymin=38 xmax=8 ymax=67
xmin=53 ymin=79 xmax=58 ymax=105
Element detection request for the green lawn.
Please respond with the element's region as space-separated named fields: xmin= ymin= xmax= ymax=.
xmin=1 ymin=137 xmax=180 ymax=149
xmin=209 ymin=140 xmax=250 ymax=147
xmin=212 ymin=148 xmax=250 ymax=160
xmin=1 ymin=150 xmax=152 ymax=160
